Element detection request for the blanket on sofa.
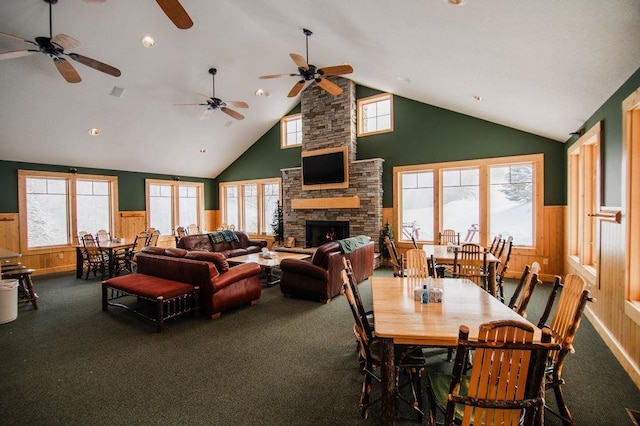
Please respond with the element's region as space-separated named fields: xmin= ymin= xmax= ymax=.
xmin=337 ymin=235 xmax=371 ymax=254
xmin=208 ymin=230 xmax=240 ymax=244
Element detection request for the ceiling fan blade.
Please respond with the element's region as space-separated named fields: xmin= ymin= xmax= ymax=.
xmin=53 ymin=58 xmax=81 ymax=83
xmin=197 ymin=93 xmax=215 ymax=101
xmin=0 ymin=50 xmax=34 ymax=60
xmin=68 ymin=53 xmax=121 ymax=77
xmin=0 ymin=31 xmax=33 ymax=44
xmin=315 ymin=77 xmax=342 ymax=96
xmin=200 ymin=109 xmax=212 ymax=120
xmin=225 ymin=101 xmax=249 ymax=109
xmin=290 ymin=53 xmax=308 ymax=70
xmin=173 ymin=103 xmax=207 ymax=106
xmin=287 ymin=80 xmax=305 ymax=98
xmin=221 ymin=107 xmax=245 ymax=120
xmin=51 ymin=34 xmax=80 ymax=50
xmin=318 ymin=64 xmax=354 ymax=76
xmin=259 ymin=73 xmax=298 ymax=79
xmin=156 ymin=0 xmax=194 ymax=29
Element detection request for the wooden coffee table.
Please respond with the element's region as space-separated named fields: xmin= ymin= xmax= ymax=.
xmin=227 ymin=252 xmax=310 ymax=286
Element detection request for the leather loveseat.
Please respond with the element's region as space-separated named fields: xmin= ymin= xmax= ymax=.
xmin=279 ymin=236 xmax=375 ymax=303
xmin=106 ymin=246 xmax=262 ymax=320
xmin=177 ymin=230 xmax=267 ymax=258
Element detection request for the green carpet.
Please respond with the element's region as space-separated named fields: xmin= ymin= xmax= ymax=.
xmin=0 ymin=270 xmax=638 ymax=425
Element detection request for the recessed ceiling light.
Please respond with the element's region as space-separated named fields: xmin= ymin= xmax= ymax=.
xmin=88 ymin=128 xmax=100 ymax=136
xmin=472 ymin=95 xmax=484 ymax=102
xmin=255 ymin=89 xmax=269 ymax=97
xmin=447 ymin=0 xmax=467 ymax=4
xmin=141 ymin=35 xmax=155 ymax=48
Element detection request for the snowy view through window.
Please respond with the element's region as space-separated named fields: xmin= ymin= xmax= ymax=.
xmin=26 ymin=177 xmax=68 ymax=247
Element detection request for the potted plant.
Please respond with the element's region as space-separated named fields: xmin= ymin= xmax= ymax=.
xmin=270 ymin=200 xmax=284 ymax=246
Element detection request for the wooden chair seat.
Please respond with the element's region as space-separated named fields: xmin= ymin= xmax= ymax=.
xmin=2 ymin=266 xmax=38 ymax=309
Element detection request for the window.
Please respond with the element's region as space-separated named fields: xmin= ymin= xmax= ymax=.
xmin=394 ymin=154 xmax=543 ymax=249
xmin=358 ymin=93 xmax=393 ymax=136
xmin=568 ymin=122 xmax=602 ymax=270
xmin=146 ymin=179 xmax=204 ymax=235
xmin=220 ymin=178 xmax=281 ymax=235
xmin=18 ymin=170 xmax=118 ymax=252
xmin=281 ymin=113 xmax=302 ymax=148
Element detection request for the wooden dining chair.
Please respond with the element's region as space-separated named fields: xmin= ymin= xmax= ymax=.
xmin=384 ymin=236 xmax=405 ymax=277
xmin=146 ymin=229 xmax=160 ymax=246
xmin=438 ymin=229 xmax=460 ymax=246
xmin=488 ymin=234 xmax=502 ymax=255
xmin=427 ymin=320 xmax=559 ymax=426
xmin=341 ymin=270 xmax=426 ymax=421
xmin=495 ymin=236 xmax=514 ymax=302
xmin=537 ymin=274 xmax=595 ymax=425
xmin=81 ymin=234 xmax=108 ymax=279
xmin=453 ymin=243 xmax=488 ymax=290
xmin=96 ymin=229 xmax=111 ymax=243
xmin=187 ymin=223 xmax=199 ymax=235
xmin=508 ymin=262 xmax=541 ymax=318
xmin=405 ymin=248 xmax=429 ymax=282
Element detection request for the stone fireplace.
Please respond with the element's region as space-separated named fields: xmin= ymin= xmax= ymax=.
xmin=281 ymin=77 xmax=383 ymax=249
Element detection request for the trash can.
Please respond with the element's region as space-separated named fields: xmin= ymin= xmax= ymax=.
xmin=0 ymin=279 xmax=18 ymax=324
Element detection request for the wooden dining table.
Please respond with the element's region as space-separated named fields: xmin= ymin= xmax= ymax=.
xmin=75 ymin=240 xmax=136 ymax=279
xmin=371 ymin=276 xmax=543 ymax=425
xmin=422 ymin=243 xmax=501 ymax=296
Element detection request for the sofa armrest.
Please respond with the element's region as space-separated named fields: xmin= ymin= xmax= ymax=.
xmin=280 ymin=258 xmax=327 ymax=281
xmin=248 ymin=238 xmax=267 ymax=248
xmin=213 ymin=262 xmax=261 ymax=291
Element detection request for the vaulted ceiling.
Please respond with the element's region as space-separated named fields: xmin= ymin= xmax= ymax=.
xmin=1 ymin=0 xmax=639 ymax=178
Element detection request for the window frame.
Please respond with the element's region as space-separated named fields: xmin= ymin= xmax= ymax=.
xmin=145 ymin=179 xmax=204 ymax=236
xmin=357 ymin=93 xmax=394 ymax=137
xmin=393 ymin=154 xmax=543 ymax=250
xmin=280 ymin=113 xmax=303 ymax=148
xmin=567 ymin=122 xmax=602 ymax=277
xmin=219 ymin=177 xmax=281 ymax=236
xmin=18 ymin=169 xmax=119 ymax=254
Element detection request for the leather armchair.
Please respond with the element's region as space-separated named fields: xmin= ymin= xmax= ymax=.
xmin=279 ymin=239 xmax=374 ymax=303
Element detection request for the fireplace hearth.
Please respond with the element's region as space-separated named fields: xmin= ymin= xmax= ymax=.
xmin=305 ymin=220 xmax=349 ymax=248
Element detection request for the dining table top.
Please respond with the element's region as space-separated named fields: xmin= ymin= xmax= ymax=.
xmin=371 ymin=276 xmax=541 ymax=347
xmin=0 ymin=248 xmax=21 ymax=260
xmin=421 ymin=243 xmax=499 ymax=263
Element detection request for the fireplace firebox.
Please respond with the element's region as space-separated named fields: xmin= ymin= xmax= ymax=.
xmin=305 ymin=220 xmax=349 ymax=248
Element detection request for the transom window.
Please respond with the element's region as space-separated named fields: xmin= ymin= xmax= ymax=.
xmin=220 ymin=178 xmax=281 ymax=235
xmin=146 ymin=179 xmax=204 ymax=235
xmin=281 ymin=113 xmax=302 ymax=148
xmin=395 ymin=154 xmax=542 ymax=249
xmin=18 ymin=170 xmax=118 ymax=251
xmin=358 ymin=93 xmax=393 ymax=136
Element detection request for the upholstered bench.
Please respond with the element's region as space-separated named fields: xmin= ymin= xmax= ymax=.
xmin=102 ymin=274 xmax=199 ymax=333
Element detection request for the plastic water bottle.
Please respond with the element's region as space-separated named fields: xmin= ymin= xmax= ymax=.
xmin=421 ymin=284 xmax=429 ymax=304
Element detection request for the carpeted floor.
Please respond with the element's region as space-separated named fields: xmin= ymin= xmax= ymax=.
xmin=0 ymin=269 xmax=638 ymax=425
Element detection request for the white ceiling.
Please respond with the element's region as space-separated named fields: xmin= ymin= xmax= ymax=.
xmin=1 ymin=0 xmax=639 ymax=178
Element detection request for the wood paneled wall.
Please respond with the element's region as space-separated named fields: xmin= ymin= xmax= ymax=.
xmin=381 ymin=205 xmax=565 ymax=281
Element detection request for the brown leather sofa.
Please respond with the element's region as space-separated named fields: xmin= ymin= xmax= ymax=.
xmin=279 ymin=237 xmax=375 ymax=303
xmin=177 ymin=230 xmax=266 ymax=258
xmin=107 ymin=246 xmax=262 ymax=319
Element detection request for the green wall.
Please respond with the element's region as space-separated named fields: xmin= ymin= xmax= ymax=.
xmin=567 ymin=66 xmax=640 ymax=207
xmin=0 ymin=160 xmax=216 ymax=213
xmin=216 ymin=85 xmax=566 ymax=208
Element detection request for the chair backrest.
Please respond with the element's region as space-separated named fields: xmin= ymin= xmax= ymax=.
xmin=488 ymin=234 xmax=502 ymax=255
xmin=445 ymin=320 xmax=558 ymax=426
xmin=384 ymin=236 xmax=404 ymax=277
xmin=133 ymin=231 xmax=148 ymax=252
xmin=82 ymin=234 xmax=102 ymax=257
xmin=538 ymin=274 xmax=595 ymax=363
xmin=77 ymin=231 xmax=88 ymax=245
xmin=438 ymin=229 xmax=460 ymax=245
xmin=405 ymin=248 xmax=429 ymax=284
xmin=496 ymin=235 xmax=513 ymax=259
xmin=96 ymin=229 xmax=111 ymax=243
xmin=463 ymin=224 xmax=479 ymax=243
xmin=341 ymin=269 xmax=374 ymax=350
xmin=453 ymin=243 xmax=487 ymax=288
xmin=342 ymin=258 xmax=373 ymax=340
xmin=187 ymin=224 xmax=199 ymax=235
xmin=508 ymin=262 xmax=541 ymax=317
xmin=146 ymin=229 xmax=160 ymax=246
xmin=176 ymin=226 xmax=187 ymax=238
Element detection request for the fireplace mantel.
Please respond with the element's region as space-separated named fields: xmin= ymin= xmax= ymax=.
xmin=291 ymin=196 xmax=361 ymax=210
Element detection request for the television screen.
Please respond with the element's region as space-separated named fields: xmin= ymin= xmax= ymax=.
xmin=302 ymin=150 xmax=345 ymax=185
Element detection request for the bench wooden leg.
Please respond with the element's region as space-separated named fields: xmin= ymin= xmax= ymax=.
xmin=210 ymin=312 xmax=222 ymax=320
xmin=156 ymin=296 xmax=164 ymax=333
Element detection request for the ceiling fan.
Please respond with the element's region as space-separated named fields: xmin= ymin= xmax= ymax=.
xmin=0 ymin=0 xmax=121 ymax=83
xmin=83 ymin=0 xmax=193 ymax=30
xmin=259 ymin=28 xmax=354 ymax=98
xmin=175 ymin=68 xmax=249 ymax=121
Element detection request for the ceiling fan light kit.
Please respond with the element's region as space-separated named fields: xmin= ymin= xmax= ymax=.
xmin=259 ymin=27 xmax=354 ymax=98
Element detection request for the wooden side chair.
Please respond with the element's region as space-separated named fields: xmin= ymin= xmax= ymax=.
xmin=427 ymin=320 xmax=559 ymax=426
xmin=1 ymin=262 xmax=39 ymax=309
xmin=508 ymin=262 xmax=541 ymax=318
xmin=96 ymin=229 xmax=111 ymax=243
xmin=341 ymin=270 xmax=426 ymax=421
xmin=187 ymin=223 xmax=199 ymax=235
xmin=384 ymin=236 xmax=405 ymax=277
xmin=81 ymin=234 xmax=109 ymax=279
xmin=405 ymin=248 xmax=429 ymax=285
xmin=438 ymin=229 xmax=460 ymax=246
xmin=488 ymin=234 xmax=502 ymax=255
xmin=453 ymin=243 xmax=488 ymax=290
xmin=146 ymin=229 xmax=160 ymax=246
xmin=495 ymin=236 xmax=514 ymax=302
xmin=537 ymin=274 xmax=595 ymax=425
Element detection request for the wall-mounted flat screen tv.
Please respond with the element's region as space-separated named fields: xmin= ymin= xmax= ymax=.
xmin=301 ymin=146 xmax=349 ymax=190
